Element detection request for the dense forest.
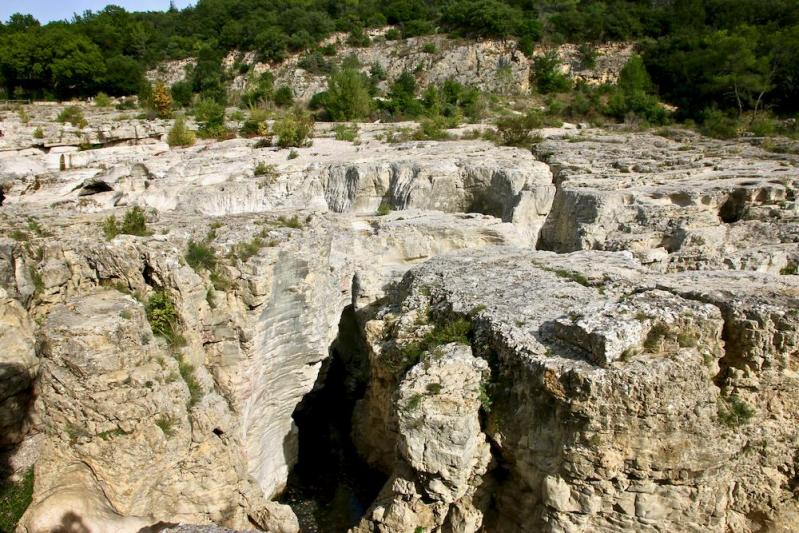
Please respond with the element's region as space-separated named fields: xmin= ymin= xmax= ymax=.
xmin=0 ymin=0 xmax=797 ymax=122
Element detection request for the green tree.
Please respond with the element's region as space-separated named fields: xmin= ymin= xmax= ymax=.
xmin=325 ymin=68 xmax=373 ymax=121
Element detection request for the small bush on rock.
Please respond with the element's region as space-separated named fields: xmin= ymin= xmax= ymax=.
xmin=102 ymin=206 xmax=152 ymax=240
xmin=151 ymin=81 xmax=173 ymax=118
xmin=185 ymin=240 xmax=217 ymax=272
xmin=94 ymin=92 xmax=112 ymax=107
xmin=495 ymin=110 xmax=544 ymax=147
xmin=167 ymin=116 xmax=196 ymax=147
xmin=56 ymin=106 xmax=87 ymax=128
xmin=194 ymin=98 xmax=228 ymax=139
xmin=146 ymin=290 xmax=180 ymax=345
xmin=274 ymin=108 xmax=314 ymax=148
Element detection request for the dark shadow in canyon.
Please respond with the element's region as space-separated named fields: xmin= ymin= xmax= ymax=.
xmin=279 ymin=306 xmax=386 ymax=533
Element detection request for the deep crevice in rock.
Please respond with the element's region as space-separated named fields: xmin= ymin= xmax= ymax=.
xmin=279 ymin=306 xmax=386 ymax=532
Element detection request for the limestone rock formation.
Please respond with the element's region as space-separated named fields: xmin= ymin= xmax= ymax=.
xmin=1 ymin=102 xmax=797 ymax=533
xmin=349 ymin=248 xmax=799 ymax=532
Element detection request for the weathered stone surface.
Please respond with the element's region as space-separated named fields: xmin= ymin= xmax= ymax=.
xmin=0 ymin=288 xmax=38 ymax=446
xmin=351 ymin=247 xmax=799 ymax=532
xmin=536 ymin=130 xmax=799 ymax=274
xmin=2 ymin=99 xmax=797 ymax=533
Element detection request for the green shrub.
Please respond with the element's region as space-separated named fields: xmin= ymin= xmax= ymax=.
xmin=56 ymin=106 xmax=87 ymax=128
xmin=276 ymin=215 xmax=302 ymax=228
xmin=274 ymin=108 xmax=314 ymax=148
xmin=605 ymin=56 xmax=669 ymax=126
xmin=324 ymin=68 xmax=373 ymax=121
xmin=384 ymin=28 xmax=401 ymax=41
xmin=495 ymin=110 xmax=544 ymax=147
xmin=254 ymin=162 xmax=278 ymax=179
xmin=700 ymin=108 xmax=739 ymax=139
xmin=0 ymin=467 xmax=34 ymax=532
xmin=273 ymin=85 xmax=294 ymax=107
xmin=287 ymin=149 xmax=299 ymax=159
xmin=177 ymin=355 xmax=203 ymax=407
xmin=233 ymin=236 xmax=266 ymax=262
xmin=240 ymin=72 xmax=274 ymax=109
xmin=102 ymin=206 xmax=152 ymax=240
xmin=185 ymin=240 xmax=217 ymax=272
xmin=94 ymin=92 xmax=112 ymax=107
xmin=145 ymin=290 xmax=180 ymax=344
xmin=29 ymin=266 xmax=44 ymax=295
xmin=170 ymin=80 xmax=194 ymax=108
xmin=32 ymin=127 xmax=44 ymax=139
xmin=425 ymin=317 xmax=471 ymax=346
xmin=346 ymin=25 xmax=371 ymax=47
xmin=422 ymin=43 xmax=437 ymax=54
xmin=533 ymin=51 xmax=571 ymax=94
xmin=17 ymin=107 xmax=29 ymax=123
xmin=376 ymin=201 xmax=392 ymax=216
xmin=412 ymin=117 xmax=451 ymax=140
xmin=194 ymin=98 xmax=228 ymax=139
xmin=167 ymin=116 xmax=196 ymax=147
xmin=333 ymin=123 xmax=358 ymax=142
xmin=298 ymin=51 xmax=333 ymax=75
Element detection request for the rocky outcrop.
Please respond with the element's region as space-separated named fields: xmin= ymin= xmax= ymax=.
xmin=350 ymin=248 xmax=799 ymax=532
xmin=536 ymin=131 xmax=799 ymax=274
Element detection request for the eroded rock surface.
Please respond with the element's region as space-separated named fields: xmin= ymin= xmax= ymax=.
xmin=1 ymin=103 xmax=797 ymax=533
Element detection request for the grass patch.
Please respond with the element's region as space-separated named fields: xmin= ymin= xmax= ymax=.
xmin=333 ymin=123 xmax=359 ymax=142
xmin=155 ymin=415 xmax=177 ymax=437
xmin=56 ymin=106 xmax=87 ymax=128
xmin=276 ymin=215 xmax=302 ymax=229
xmin=232 ymin=236 xmax=267 ymax=262
xmin=97 ymin=427 xmax=129 ymax=440
xmin=0 ymin=467 xmax=34 ymax=532
xmin=551 ymin=268 xmax=590 ymax=287
xmin=717 ymin=395 xmax=755 ymax=428
xmin=29 ymin=266 xmax=44 ymax=295
xmin=9 ymin=229 xmax=28 ymax=241
xmin=176 ymin=355 xmax=203 ymax=407
xmin=185 ymin=240 xmax=217 ymax=271
xmin=405 ymin=393 xmax=424 ymax=411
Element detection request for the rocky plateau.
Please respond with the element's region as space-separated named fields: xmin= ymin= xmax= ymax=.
xmin=0 ymin=99 xmax=797 ymax=533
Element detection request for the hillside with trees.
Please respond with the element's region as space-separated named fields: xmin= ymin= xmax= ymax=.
xmin=0 ymin=1 xmax=797 ymax=128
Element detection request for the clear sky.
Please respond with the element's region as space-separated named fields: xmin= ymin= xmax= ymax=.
xmin=1 ymin=1 xmax=196 ymax=24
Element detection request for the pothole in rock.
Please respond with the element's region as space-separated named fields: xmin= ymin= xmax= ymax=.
xmin=279 ymin=306 xmax=386 ymax=532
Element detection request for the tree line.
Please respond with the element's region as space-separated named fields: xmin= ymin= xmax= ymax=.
xmin=0 ymin=0 xmax=797 ymax=121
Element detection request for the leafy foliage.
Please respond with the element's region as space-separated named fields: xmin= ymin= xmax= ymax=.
xmin=0 ymin=1 xmax=795 ymax=123
xmin=145 ymin=290 xmax=181 ymax=345
xmin=102 ymin=206 xmax=152 ymax=240
xmin=323 ymin=68 xmax=373 ymax=121
xmin=194 ymin=98 xmax=227 ymax=138
xmin=273 ymin=108 xmax=314 ymax=148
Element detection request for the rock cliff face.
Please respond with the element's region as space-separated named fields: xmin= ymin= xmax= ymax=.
xmin=1 ymin=105 xmax=797 ymax=533
xmin=351 ymin=249 xmax=799 ymax=532
xmin=148 ymin=33 xmax=633 ymax=101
